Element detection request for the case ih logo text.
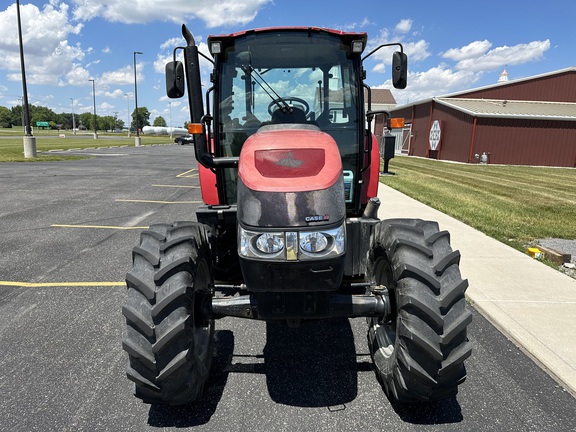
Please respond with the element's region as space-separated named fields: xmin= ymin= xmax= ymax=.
xmin=305 ymin=214 xmax=330 ymax=222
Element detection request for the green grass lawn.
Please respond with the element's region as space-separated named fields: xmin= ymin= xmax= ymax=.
xmin=0 ymin=128 xmax=172 ymax=162
xmin=380 ymin=156 xmax=576 ymax=251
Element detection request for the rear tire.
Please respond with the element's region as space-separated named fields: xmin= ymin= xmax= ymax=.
xmin=122 ymin=222 xmax=214 ymax=405
xmin=367 ymin=219 xmax=472 ymax=403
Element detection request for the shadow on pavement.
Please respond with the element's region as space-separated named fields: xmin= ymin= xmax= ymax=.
xmin=263 ymin=318 xmax=368 ymax=407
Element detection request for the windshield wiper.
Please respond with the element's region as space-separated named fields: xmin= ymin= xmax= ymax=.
xmin=237 ymin=52 xmax=292 ymax=113
xmin=249 ymin=67 xmax=292 ymax=113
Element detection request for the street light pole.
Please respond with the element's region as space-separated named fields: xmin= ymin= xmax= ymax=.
xmin=70 ymin=98 xmax=76 ymax=135
xmin=169 ymin=101 xmax=173 ymax=139
xmin=18 ymin=97 xmax=24 ymax=134
xmin=16 ymin=0 xmax=36 ymax=158
xmin=89 ymin=79 xmax=97 ymax=139
xmin=133 ymin=51 xmax=143 ymax=147
xmin=124 ymin=93 xmax=130 ymax=137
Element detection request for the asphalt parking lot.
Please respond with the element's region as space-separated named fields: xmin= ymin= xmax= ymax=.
xmin=1 ymin=144 xmax=576 ymax=431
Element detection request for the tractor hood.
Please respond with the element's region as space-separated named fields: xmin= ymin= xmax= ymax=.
xmin=237 ymin=124 xmax=346 ymax=228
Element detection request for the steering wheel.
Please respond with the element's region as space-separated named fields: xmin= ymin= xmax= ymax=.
xmin=267 ymin=97 xmax=310 ymax=116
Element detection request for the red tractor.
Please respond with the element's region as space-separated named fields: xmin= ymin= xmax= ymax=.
xmin=122 ymin=25 xmax=472 ymax=406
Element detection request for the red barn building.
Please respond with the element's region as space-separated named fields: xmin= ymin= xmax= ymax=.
xmin=388 ymin=67 xmax=576 ymax=167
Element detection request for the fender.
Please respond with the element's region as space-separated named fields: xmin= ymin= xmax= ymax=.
xmin=199 ymin=137 xmax=219 ymax=205
xmin=199 ymin=164 xmax=218 ymax=205
xmin=361 ymin=133 xmax=380 ymax=204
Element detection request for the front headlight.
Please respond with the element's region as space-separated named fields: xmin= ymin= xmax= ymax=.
xmin=238 ymin=224 xmax=345 ymax=261
xmin=239 ymin=226 xmax=285 ymax=259
xmin=299 ymin=225 xmax=345 ymax=259
xmin=255 ymin=233 xmax=285 ymax=254
xmin=299 ymin=232 xmax=328 ymax=253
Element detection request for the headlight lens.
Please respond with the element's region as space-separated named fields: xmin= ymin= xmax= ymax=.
xmin=239 ymin=226 xmax=285 ymax=259
xmin=299 ymin=225 xmax=345 ymax=259
xmin=255 ymin=233 xmax=285 ymax=254
xmin=299 ymin=232 xmax=328 ymax=253
xmin=238 ymin=224 xmax=345 ymax=260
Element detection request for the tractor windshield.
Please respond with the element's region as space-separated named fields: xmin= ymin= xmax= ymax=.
xmin=215 ymin=30 xmax=362 ymax=204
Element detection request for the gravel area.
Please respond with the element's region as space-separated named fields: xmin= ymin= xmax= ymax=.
xmin=537 ymin=238 xmax=576 ymax=279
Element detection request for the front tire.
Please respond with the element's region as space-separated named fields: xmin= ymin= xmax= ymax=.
xmin=367 ymin=219 xmax=472 ymax=403
xmin=122 ymin=222 xmax=214 ymax=405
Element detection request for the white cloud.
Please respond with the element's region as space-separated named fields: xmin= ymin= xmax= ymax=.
xmin=99 ymin=102 xmax=115 ymax=110
xmin=70 ymin=0 xmax=270 ymax=27
xmin=66 ymin=64 xmax=91 ymax=86
xmin=0 ymin=2 xmax=82 ymax=54
xmin=395 ymin=19 xmax=412 ymax=34
xmin=378 ymin=65 xmax=480 ymax=105
xmin=103 ymin=89 xmax=128 ymax=98
xmin=367 ymin=25 xmax=431 ymax=66
xmin=99 ymin=64 xmax=143 ymax=86
xmin=160 ymin=38 xmax=183 ymax=51
xmin=367 ymin=23 xmax=551 ymax=105
xmin=454 ymin=40 xmax=551 ymax=72
xmin=341 ymin=17 xmax=375 ymax=31
xmin=442 ymin=40 xmax=492 ymax=61
xmin=0 ymin=2 xmax=86 ymax=85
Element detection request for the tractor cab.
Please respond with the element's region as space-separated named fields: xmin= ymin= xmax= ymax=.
xmin=211 ymin=29 xmax=367 ymax=211
xmin=166 ymin=26 xmax=407 ymax=216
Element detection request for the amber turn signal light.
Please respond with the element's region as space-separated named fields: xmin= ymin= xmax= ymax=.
xmin=187 ymin=123 xmax=203 ymax=134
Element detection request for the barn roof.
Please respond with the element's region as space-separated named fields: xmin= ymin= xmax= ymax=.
xmin=435 ymin=97 xmax=576 ymax=121
xmin=391 ymin=66 xmax=576 ymax=112
xmin=443 ymin=66 xmax=576 ymax=99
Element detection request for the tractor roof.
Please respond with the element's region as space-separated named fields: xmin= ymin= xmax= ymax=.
xmin=208 ymin=26 xmax=367 ymax=46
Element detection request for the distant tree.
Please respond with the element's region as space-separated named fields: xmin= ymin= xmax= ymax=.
xmin=57 ymin=113 xmax=74 ymax=130
xmin=1 ymin=103 xmax=129 ymax=132
xmin=99 ymin=115 xmax=117 ymax=131
xmin=79 ymin=112 xmax=96 ymax=131
xmin=29 ymin=105 xmax=57 ymax=125
xmin=11 ymin=105 xmax=23 ymax=126
xmin=131 ymin=107 xmax=150 ymax=131
xmin=153 ymin=116 xmax=167 ymax=127
xmin=0 ymin=106 xmax=13 ymax=128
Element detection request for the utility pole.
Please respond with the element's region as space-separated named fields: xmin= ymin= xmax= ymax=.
xmin=70 ymin=98 xmax=76 ymax=134
xmin=16 ymin=0 xmax=36 ymax=158
xmin=18 ymin=97 xmax=24 ymax=134
xmin=125 ymin=93 xmax=131 ymax=137
xmin=169 ymin=101 xmax=173 ymax=139
xmin=133 ymin=51 xmax=143 ymax=147
xmin=89 ymin=79 xmax=97 ymax=139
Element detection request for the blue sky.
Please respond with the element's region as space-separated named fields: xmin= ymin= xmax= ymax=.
xmin=0 ymin=0 xmax=574 ymax=128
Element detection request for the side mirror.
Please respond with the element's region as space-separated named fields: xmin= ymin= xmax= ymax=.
xmin=166 ymin=61 xmax=185 ymax=98
xmin=392 ymin=52 xmax=408 ymax=89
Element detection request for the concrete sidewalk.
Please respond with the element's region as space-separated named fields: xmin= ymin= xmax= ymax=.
xmin=376 ymin=183 xmax=576 ymax=396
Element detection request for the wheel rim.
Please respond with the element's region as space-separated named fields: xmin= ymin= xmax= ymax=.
xmin=373 ymin=256 xmax=397 ymax=359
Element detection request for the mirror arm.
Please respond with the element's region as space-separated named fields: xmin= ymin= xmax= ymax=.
xmin=362 ymin=42 xmax=404 ymax=62
xmin=362 ymin=43 xmax=403 ymax=62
